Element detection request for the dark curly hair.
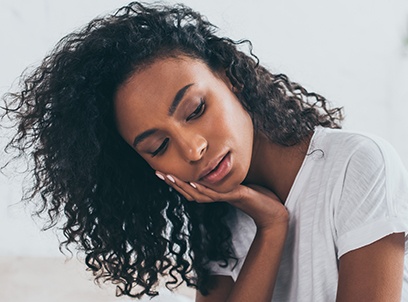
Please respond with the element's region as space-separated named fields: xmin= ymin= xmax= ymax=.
xmin=1 ymin=1 xmax=343 ymax=298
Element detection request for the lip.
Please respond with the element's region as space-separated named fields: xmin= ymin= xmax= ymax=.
xmin=199 ymin=152 xmax=232 ymax=184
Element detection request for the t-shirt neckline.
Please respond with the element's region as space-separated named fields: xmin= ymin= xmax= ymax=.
xmin=284 ymin=126 xmax=324 ymax=207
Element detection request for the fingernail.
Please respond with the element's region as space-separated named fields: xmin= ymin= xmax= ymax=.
xmin=189 ymin=182 xmax=197 ymax=189
xmin=155 ymin=172 xmax=165 ymax=181
xmin=166 ymin=175 xmax=175 ymax=183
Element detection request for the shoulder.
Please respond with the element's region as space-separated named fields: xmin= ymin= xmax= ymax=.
xmin=313 ymin=127 xmax=408 ymax=213
xmin=315 ymin=127 xmax=403 ymax=170
xmin=321 ymin=129 xmax=408 ymax=258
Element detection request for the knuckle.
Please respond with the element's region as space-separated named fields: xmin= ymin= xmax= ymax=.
xmin=210 ymin=196 xmax=219 ymax=202
xmin=205 ymin=197 xmax=214 ymax=203
xmin=196 ymin=197 xmax=210 ymax=203
xmin=240 ymin=186 xmax=251 ymax=200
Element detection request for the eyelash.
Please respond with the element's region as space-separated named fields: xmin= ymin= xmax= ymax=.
xmin=186 ymin=98 xmax=206 ymax=121
xmin=151 ymin=138 xmax=169 ymax=157
xmin=151 ymin=99 xmax=206 ymax=157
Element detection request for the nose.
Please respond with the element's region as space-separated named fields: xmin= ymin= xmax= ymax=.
xmin=176 ymin=132 xmax=208 ymax=163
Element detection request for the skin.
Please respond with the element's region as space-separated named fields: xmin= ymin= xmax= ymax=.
xmin=115 ymin=55 xmax=255 ymax=194
xmin=114 ymin=55 xmax=405 ymax=301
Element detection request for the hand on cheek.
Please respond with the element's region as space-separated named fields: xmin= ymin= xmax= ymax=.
xmin=155 ymin=171 xmax=249 ymax=205
xmin=155 ymin=171 xmax=288 ymax=231
xmin=155 ymin=171 xmax=227 ymax=203
xmin=155 ymin=171 xmax=194 ymax=201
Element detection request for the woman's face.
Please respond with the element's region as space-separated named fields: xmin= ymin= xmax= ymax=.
xmin=114 ymin=55 xmax=254 ymax=192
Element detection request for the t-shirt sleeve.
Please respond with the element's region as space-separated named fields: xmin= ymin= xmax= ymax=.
xmin=205 ymin=207 xmax=256 ymax=282
xmin=335 ymin=136 xmax=408 ymax=259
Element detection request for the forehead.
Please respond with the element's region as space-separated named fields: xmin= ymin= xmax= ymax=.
xmin=117 ymin=57 xmax=208 ymax=104
xmin=114 ymin=56 xmax=216 ymax=138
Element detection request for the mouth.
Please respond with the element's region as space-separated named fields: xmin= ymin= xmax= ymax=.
xmin=199 ymin=152 xmax=232 ymax=185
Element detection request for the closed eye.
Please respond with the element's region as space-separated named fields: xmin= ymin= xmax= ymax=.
xmin=150 ymin=99 xmax=205 ymax=157
xmin=186 ymin=99 xmax=205 ymax=121
xmin=151 ymin=138 xmax=169 ymax=157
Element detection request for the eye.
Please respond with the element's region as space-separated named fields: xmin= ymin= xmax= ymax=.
xmin=151 ymin=138 xmax=169 ymax=157
xmin=186 ymin=99 xmax=205 ymax=121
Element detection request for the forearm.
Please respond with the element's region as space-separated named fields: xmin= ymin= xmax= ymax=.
xmin=335 ymin=233 xmax=405 ymax=302
xmin=164 ymin=179 xmax=289 ymax=302
xmin=226 ymin=223 xmax=288 ymax=302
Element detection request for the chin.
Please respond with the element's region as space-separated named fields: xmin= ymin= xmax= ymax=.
xmin=207 ymin=172 xmax=245 ymax=193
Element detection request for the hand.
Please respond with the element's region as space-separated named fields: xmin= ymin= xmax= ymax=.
xmin=155 ymin=172 xmax=288 ymax=231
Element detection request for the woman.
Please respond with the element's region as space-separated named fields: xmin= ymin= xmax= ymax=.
xmin=2 ymin=2 xmax=407 ymax=301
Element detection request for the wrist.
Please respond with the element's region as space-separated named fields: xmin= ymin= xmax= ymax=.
xmin=256 ymin=218 xmax=289 ymax=236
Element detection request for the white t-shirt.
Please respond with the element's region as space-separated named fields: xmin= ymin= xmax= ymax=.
xmin=207 ymin=126 xmax=408 ymax=301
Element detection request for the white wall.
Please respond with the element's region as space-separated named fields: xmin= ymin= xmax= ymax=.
xmin=1 ymin=0 xmax=408 ymax=257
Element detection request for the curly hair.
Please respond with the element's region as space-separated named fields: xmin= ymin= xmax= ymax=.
xmin=1 ymin=1 xmax=343 ymax=298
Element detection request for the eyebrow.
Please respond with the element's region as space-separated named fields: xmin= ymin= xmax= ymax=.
xmin=168 ymin=83 xmax=194 ymax=116
xmin=132 ymin=128 xmax=159 ymax=148
xmin=132 ymin=83 xmax=195 ymax=148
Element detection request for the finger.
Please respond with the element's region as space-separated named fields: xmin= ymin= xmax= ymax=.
xmin=167 ymin=175 xmax=217 ymax=203
xmin=155 ymin=172 xmax=194 ymax=201
xmin=190 ymin=181 xmax=245 ymax=202
xmin=156 ymin=172 xmax=237 ymax=203
xmin=171 ymin=178 xmax=214 ymax=203
xmin=187 ymin=182 xmax=221 ymax=202
xmin=170 ymin=183 xmax=195 ymax=201
xmin=171 ymin=175 xmax=242 ymax=203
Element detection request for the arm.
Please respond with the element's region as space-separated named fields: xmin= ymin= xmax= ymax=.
xmin=194 ymin=184 xmax=288 ymax=302
xmin=336 ymin=233 xmax=405 ymax=302
xmin=196 ymin=222 xmax=287 ymax=302
xmin=333 ymin=139 xmax=408 ymax=301
xmin=196 ymin=276 xmax=234 ymax=302
xmin=156 ymin=173 xmax=288 ymax=302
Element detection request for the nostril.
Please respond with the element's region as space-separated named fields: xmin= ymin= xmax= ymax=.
xmin=181 ymin=135 xmax=207 ymax=162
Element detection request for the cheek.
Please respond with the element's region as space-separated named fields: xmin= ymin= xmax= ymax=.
xmin=142 ymin=152 xmax=190 ymax=180
xmin=221 ymin=104 xmax=253 ymax=141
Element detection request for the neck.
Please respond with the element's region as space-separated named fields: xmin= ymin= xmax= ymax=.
xmin=244 ymin=132 xmax=311 ymax=203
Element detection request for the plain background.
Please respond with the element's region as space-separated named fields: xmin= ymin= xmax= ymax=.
xmin=1 ymin=0 xmax=408 ymax=301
